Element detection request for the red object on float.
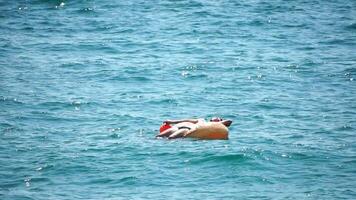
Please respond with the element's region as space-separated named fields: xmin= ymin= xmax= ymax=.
xmin=159 ymin=123 xmax=171 ymax=133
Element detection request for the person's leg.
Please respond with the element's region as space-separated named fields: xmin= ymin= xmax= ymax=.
xmin=156 ymin=127 xmax=177 ymax=138
xmin=168 ymin=129 xmax=188 ymax=139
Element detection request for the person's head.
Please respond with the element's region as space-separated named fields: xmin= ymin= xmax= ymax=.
xmin=210 ymin=117 xmax=232 ymax=127
xmin=210 ymin=117 xmax=223 ymax=122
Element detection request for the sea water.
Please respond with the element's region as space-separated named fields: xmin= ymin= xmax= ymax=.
xmin=1 ymin=0 xmax=355 ymax=199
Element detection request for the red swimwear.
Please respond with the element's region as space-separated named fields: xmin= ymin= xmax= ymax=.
xmin=159 ymin=123 xmax=172 ymax=133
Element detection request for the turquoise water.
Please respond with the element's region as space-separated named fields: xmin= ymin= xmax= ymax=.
xmin=1 ymin=0 xmax=356 ymax=199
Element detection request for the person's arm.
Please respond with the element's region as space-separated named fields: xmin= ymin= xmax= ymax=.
xmin=163 ymin=119 xmax=199 ymax=125
xmin=183 ymin=126 xmax=197 ymax=137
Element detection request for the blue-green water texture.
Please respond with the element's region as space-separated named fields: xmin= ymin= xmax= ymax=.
xmin=1 ymin=0 xmax=356 ymax=199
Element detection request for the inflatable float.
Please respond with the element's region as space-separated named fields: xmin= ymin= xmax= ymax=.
xmin=185 ymin=122 xmax=229 ymax=140
xmin=159 ymin=122 xmax=229 ymax=140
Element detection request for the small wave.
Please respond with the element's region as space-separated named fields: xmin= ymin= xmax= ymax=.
xmin=90 ymin=177 xmax=116 ymax=184
xmin=109 ymin=133 xmax=119 ymax=138
xmin=296 ymin=46 xmax=316 ymax=51
xmin=249 ymin=19 xmax=265 ymax=27
xmin=345 ymin=23 xmax=356 ymax=30
xmin=193 ymin=10 xmax=211 ymax=17
xmin=319 ymin=38 xmax=355 ymax=46
xmin=36 ymin=100 xmax=93 ymax=109
xmin=35 ymin=101 xmax=70 ymax=110
xmin=1 ymin=179 xmax=23 ymax=189
xmin=25 ymin=177 xmax=51 ymax=183
xmin=1 ymin=123 xmax=24 ymax=133
xmin=76 ymin=7 xmax=96 ymax=13
xmin=180 ymin=1 xmax=203 ymax=8
xmin=147 ymin=98 xmax=177 ymax=105
xmin=190 ymin=153 xmax=248 ymax=165
xmin=0 ymin=122 xmax=13 ymax=129
xmin=334 ymin=124 xmax=354 ymax=131
xmin=188 ymin=73 xmax=208 ymax=79
xmin=35 ymin=164 xmax=54 ymax=172
xmin=288 ymin=152 xmax=314 ymax=160
xmin=22 ymin=26 xmax=34 ymax=31
xmin=116 ymin=176 xmax=139 ymax=185
xmin=0 ymin=97 xmax=24 ymax=104
xmin=59 ymin=62 xmax=86 ymax=69
xmin=109 ymin=76 xmax=151 ymax=82
xmin=270 ymin=56 xmax=290 ymax=62
xmin=343 ymin=67 xmax=356 ymax=75
xmin=281 ymin=23 xmax=307 ymax=28
xmin=342 ymin=158 xmax=356 ymax=165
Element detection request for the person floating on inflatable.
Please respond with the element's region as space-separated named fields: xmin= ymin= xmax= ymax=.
xmin=156 ymin=117 xmax=232 ymax=140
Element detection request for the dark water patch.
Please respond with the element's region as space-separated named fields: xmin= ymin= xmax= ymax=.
xmin=109 ymin=76 xmax=151 ymax=82
xmin=296 ymin=45 xmax=316 ymax=51
xmin=287 ymin=152 xmax=318 ymax=161
xmin=58 ymin=62 xmax=86 ymax=69
xmin=0 ymin=179 xmax=22 ymax=189
xmin=334 ymin=124 xmax=354 ymax=132
xmin=75 ymin=7 xmax=96 ymax=14
xmin=182 ymin=73 xmax=208 ymax=79
xmin=146 ymin=98 xmax=178 ymax=105
xmin=117 ymin=176 xmax=139 ymax=185
xmin=345 ymin=22 xmax=356 ymax=30
xmin=269 ymin=56 xmax=290 ymax=63
xmin=0 ymin=97 xmax=24 ymax=105
xmin=249 ymin=19 xmax=265 ymax=27
xmin=281 ymin=23 xmax=307 ymax=28
xmin=189 ymin=153 xmax=249 ymax=165
xmin=319 ymin=38 xmax=356 ymax=46
xmin=343 ymin=67 xmax=356 ymax=76
xmin=1 ymin=194 xmax=36 ymax=200
xmin=0 ymin=122 xmax=16 ymax=131
xmin=0 ymin=125 xmax=24 ymax=136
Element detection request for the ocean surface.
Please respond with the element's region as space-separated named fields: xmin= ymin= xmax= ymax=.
xmin=1 ymin=0 xmax=356 ymax=199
